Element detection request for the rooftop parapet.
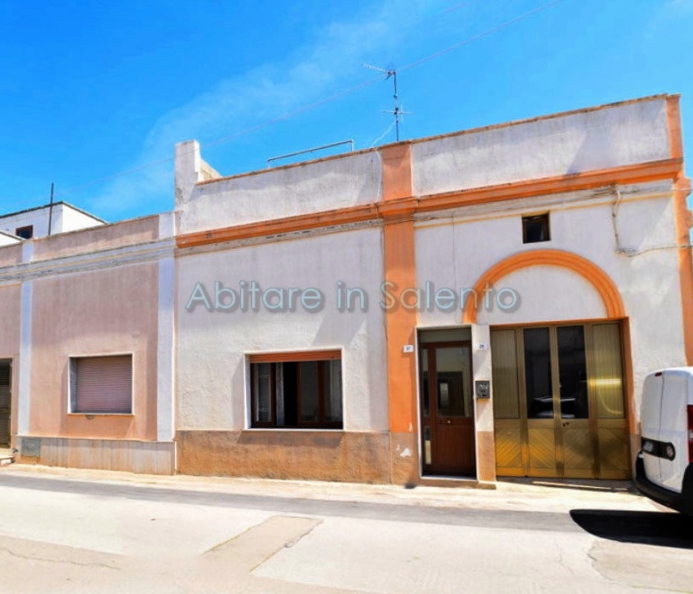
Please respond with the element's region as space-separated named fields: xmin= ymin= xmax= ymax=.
xmin=174 ymin=94 xmax=683 ymax=237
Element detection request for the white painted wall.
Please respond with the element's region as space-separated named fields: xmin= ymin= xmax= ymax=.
xmin=0 ymin=209 xmax=50 ymax=238
xmin=174 ymin=95 xmax=686 ymax=436
xmin=56 ymin=204 xmax=104 ymax=233
xmin=177 ymin=150 xmax=382 ymax=234
xmin=478 ymin=267 xmax=607 ymax=324
xmin=414 ymin=182 xmax=685 ymax=416
xmin=0 ymin=232 xmax=20 ymax=246
xmin=0 ymin=203 xmax=103 ymax=239
xmin=412 ymin=97 xmax=670 ymax=196
xmin=176 ymin=228 xmax=388 ymax=432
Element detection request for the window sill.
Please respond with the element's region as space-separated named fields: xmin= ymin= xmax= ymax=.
xmin=67 ymin=413 xmax=134 ymax=418
xmin=246 ymin=427 xmax=345 ymax=432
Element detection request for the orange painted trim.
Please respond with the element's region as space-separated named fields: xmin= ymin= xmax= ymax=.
xmin=666 ymin=96 xmax=684 ymax=161
xmin=383 ymin=220 xmax=418 ymax=436
xmin=177 ymin=203 xmax=379 ymax=248
xmin=380 ymin=144 xmax=418 ymax=441
xmin=463 ymin=249 xmax=626 ymax=324
xmin=420 ymin=159 xmax=682 ymax=212
xmin=177 ymin=159 xmax=682 ymax=250
xmin=377 ymin=198 xmax=419 ymax=220
xmin=381 ymin=143 xmax=413 ymax=201
xmin=673 ymin=176 xmax=693 ymax=364
xmin=666 ymin=97 xmax=693 ymax=364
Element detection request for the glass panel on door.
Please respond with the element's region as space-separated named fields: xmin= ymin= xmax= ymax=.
xmin=592 ymin=324 xmax=625 ymax=419
xmin=435 ymin=347 xmax=471 ymax=417
xmin=490 ymin=330 xmax=520 ymax=419
xmin=523 ymin=328 xmax=553 ymax=419
xmin=420 ymin=348 xmax=429 ymax=418
xmin=557 ymin=326 xmax=589 ymax=419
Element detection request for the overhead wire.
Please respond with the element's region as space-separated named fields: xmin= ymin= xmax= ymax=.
xmin=47 ymin=75 xmax=386 ymax=201
xmin=203 ymin=0 xmax=569 ymax=151
xmin=5 ymin=0 xmax=568 ymax=208
xmin=370 ymin=120 xmax=397 ymax=148
xmin=203 ymin=75 xmax=385 ymax=150
xmin=400 ymin=0 xmax=567 ymax=72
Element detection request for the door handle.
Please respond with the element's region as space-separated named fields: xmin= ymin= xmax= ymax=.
xmin=438 ymin=419 xmax=452 ymax=425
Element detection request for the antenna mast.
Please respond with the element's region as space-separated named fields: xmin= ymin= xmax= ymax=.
xmin=363 ymin=64 xmax=406 ymax=142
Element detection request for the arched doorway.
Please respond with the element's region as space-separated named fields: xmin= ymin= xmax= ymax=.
xmin=467 ymin=250 xmax=631 ymax=479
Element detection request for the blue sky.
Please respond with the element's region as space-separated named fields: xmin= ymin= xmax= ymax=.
xmin=1 ymin=0 xmax=692 ymax=222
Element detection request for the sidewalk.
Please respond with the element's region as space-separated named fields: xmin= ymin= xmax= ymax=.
xmin=0 ymin=447 xmax=14 ymax=465
xmin=0 ymin=462 xmax=664 ymax=514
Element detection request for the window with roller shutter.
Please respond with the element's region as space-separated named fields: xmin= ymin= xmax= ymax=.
xmin=69 ymin=355 xmax=133 ymax=414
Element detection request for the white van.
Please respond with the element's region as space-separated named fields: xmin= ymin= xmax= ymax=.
xmin=635 ymin=368 xmax=693 ymax=515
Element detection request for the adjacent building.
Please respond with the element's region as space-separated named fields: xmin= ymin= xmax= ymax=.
xmin=2 ymin=94 xmax=691 ymax=486
xmin=0 ymin=202 xmax=104 ymax=241
xmin=0 ymin=202 xmax=108 ymax=451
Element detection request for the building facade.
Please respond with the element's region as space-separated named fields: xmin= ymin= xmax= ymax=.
xmin=5 ymin=94 xmax=692 ymax=485
xmin=2 ymin=215 xmax=176 ymax=471
xmin=0 ymin=202 xmax=110 ymax=451
xmin=0 ymin=202 xmax=105 ymax=240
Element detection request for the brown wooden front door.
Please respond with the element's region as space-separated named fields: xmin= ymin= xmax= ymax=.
xmin=420 ymin=343 xmax=476 ymax=476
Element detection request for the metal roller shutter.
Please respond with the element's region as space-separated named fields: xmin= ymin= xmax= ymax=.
xmin=72 ymin=355 xmax=132 ymax=414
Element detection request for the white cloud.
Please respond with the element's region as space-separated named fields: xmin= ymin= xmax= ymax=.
xmin=86 ymin=0 xmax=450 ymax=220
xmin=667 ymin=0 xmax=693 ymax=12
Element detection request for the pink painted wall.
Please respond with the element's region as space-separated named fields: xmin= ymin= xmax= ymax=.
xmin=0 ymin=285 xmax=20 ymax=357
xmin=0 ymin=244 xmax=22 ymax=268
xmin=29 ymin=263 xmax=159 ymax=440
xmin=32 ymin=216 xmax=159 ymax=262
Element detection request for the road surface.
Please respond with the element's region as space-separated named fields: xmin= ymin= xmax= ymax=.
xmin=0 ymin=469 xmax=691 ymax=593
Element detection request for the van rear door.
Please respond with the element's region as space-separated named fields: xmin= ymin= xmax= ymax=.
xmin=659 ymin=370 xmax=691 ymax=493
xmin=641 ymin=372 xmax=664 ymax=486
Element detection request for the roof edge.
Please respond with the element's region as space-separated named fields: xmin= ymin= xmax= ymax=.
xmin=0 ymin=200 xmax=107 ymax=223
xmin=196 ymin=94 xmax=677 ymax=187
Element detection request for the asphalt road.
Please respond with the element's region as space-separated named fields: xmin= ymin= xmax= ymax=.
xmin=0 ymin=471 xmax=691 ymax=593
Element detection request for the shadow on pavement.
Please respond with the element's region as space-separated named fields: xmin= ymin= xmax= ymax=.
xmin=500 ymin=477 xmax=634 ymax=493
xmin=570 ymin=509 xmax=693 ymax=549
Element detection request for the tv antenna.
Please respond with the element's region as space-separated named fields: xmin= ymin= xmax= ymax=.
xmin=363 ymin=63 xmax=409 ymax=142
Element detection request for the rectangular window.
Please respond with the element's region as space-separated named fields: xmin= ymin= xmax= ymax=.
xmin=249 ymin=351 xmax=343 ymax=429
xmin=69 ymin=355 xmax=133 ymax=414
xmin=522 ymin=214 xmax=550 ymax=243
xmin=15 ymin=225 xmax=33 ymax=239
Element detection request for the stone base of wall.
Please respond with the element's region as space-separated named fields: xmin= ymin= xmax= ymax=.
xmin=389 ymin=432 xmax=419 ymax=486
xmin=177 ymin=430 xmax=393 ymax=483
xmin=16 ymin=437 xmax=176 ymax=475
xmin=476 ymin=430 xmax=497 ymax=483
